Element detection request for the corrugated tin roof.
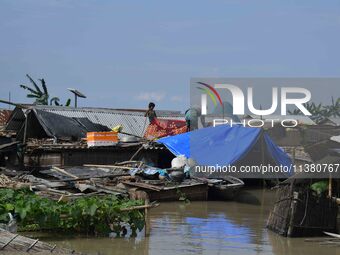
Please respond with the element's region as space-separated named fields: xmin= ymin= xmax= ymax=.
xmin=5 ymin=108 xmax=25 ymax=131
xmin=7 ymin=106 xmax=184 ymax=138
xmin=0 ymin=109 xmax=12 ymax=126
xmin=246 ymin=115 xmax=316 ymax=125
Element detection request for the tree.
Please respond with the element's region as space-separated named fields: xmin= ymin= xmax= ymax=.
xmin=20 ymin=74 xmax=71 ymax=106
xmin=288 ymin=97 xmax=340 ymax=123
xmin=323 ymin=97 xmax=340 ymax=118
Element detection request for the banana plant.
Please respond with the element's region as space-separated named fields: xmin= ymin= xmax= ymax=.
xmin=20 ymin=74 xmax=71 ymax=106
xmin=323 ymin=97 xmax=340 ymax=117
xmin=288 ymin=97 xmax=340 ymax=123
xmin=20 ymin=74 xmax=49 ymax=105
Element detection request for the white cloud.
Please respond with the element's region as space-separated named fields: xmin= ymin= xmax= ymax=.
xmin=135 ymin=91 xmax=166 ymax=102
xmin=170 ymin=95 xmax=183 ymax=102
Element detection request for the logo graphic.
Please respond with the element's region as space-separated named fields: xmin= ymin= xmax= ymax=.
xmin=196 ymin=82 xmax=223 ymax=110
xmin=198 ymin=83 xmax=312 ymax=116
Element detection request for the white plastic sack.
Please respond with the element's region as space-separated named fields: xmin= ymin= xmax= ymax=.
xmin=171 ymin=155 xmax=187 ymax=169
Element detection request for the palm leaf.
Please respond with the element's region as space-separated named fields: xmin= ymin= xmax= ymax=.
xmin=41 ymin=94 xmax=49 ymax=105
xmin=65 ymin=98 xmax=71 ymax=107
xmin=35 ymin=97 xmax=47 ymax=105
xmin=20 ymin=85 xmax=40 ymax=95
xmin=35 ymin=98 xmax=46 ymax=105
xmin=39 ymin=78 xmax=48 ymax=95
xmin=50 ymin=97 xmax=60 ymax=106
xmin=26 ymin=74 xmax=42 ymax=94
xmin=288 ymin=109 xmax=301 ymax=115
xmin=26 ymin=94 xmax=39 ymax=98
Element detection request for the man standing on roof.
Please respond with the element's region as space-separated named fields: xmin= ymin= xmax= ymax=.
xmin=185 ymin=108 xmax=200 ymax=131
xmin=145 ymin=102 xmax=157 ymax=123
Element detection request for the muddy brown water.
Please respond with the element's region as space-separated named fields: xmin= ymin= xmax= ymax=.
xmin=29 ymin=189 xmax=339 ymax=255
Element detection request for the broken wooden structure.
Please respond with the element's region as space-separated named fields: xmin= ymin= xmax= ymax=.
xmin=0 ymin=160 xmax=209 ymax=203
xmin=123 ymin=179 xmax=209 ymax=202
xmin=266 ymin=182 xmax=338 ymax=237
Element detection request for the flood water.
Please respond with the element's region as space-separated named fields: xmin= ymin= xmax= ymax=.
xmin=36 ymin=188 xmax=339 ymax=255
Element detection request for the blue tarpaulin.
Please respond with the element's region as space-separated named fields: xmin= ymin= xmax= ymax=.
xmin=157 ymin=125 xmax=292 ymax=168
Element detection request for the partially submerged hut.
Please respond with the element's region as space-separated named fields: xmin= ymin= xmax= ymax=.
xmin=157 ymin=124 xmax=293 ymax=180
xmin=267 ymin=181 xmax=338 ymax=237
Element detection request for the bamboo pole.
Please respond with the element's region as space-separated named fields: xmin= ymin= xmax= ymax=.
xmin=83 ymin=164 xmax=135 ymax=169
xmin=129 ymin=145 xmax=144 ymax=161
xmin=144 ymin=193 xmax=151 ymax=237
xmin=328 ymin=173 xmax=332 ymax=198
xmin=119 ymin=202 xmax=159 ymax=212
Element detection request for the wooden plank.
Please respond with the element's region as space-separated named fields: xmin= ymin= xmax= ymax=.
xmin=26 ymin=239 xmax=39 ymax=252
xmin=0 ymin=228 xmax=80 ymax=254
xmin=0 ymin=234 xmax=18 ymax=250
xmin=147 ymin=184 xmax=208 ymax=202
xmin=83 ymin=164 xmax=135 ymax=170
xmin=162 ymin=182 xmax=205 ymax=190
xmin=120 ymin=202 xmax=159 ymax=211
xmin=52 ymin=166 xmax=78 ymax=179
xmin=324 ymin=231 xmax=340 ymax=239
xmin=49 ymin=173 xmax=129 ymax=182
xmin=121 ymin=181 xmax=163 ymax=191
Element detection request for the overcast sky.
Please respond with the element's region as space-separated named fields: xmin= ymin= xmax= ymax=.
xmin=1 ymin=0 xmax=340 ymax=111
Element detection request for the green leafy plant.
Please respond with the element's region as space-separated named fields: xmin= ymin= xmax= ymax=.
xmin=20 ymin=74 xmax=71 ymax=106
xmin=175 ymin=186 xmax=190 ymax=204
xmin=288 ymin=97 xmax=340 ymax=123
xmin=0 ymin=188 xmax=145 ymax=236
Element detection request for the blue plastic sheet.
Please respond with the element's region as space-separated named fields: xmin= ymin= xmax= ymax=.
xmin=264 ymin=133 xmax=292 ymax=168
xmin=157 ymin=125 xmax=292 ymax=168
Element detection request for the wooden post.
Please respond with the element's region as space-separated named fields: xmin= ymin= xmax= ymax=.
xmin=20 ymin=110 xmax=29 ymax=168
xmin=287 ymin=191 xmax=298 ymax=237
xmin=328 ymin=173 xmax=332 ymax=198
xmin=23 ymin=111 xmax=28 ymax=144
xmin=144 ymin=196 xmax=150 ymax=237
xmin=261 ymin=130 xmax=266 ymax=187
xmin=292 ymin=147 xmax=296 ymax=164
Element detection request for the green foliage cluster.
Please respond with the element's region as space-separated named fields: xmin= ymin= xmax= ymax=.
xmin=288 ymin=97 xmax=340 ymax=122
xmin=175 ymin=186 xmax=190 ymax=204
xmin=0 ymin=188 xmax=144 ymax=236
xmin=20 ymin=74 xmax=71 ymax=106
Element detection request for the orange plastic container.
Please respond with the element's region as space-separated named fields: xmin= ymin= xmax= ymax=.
xmin=87 ymin=131 xmax=118 ymax=147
